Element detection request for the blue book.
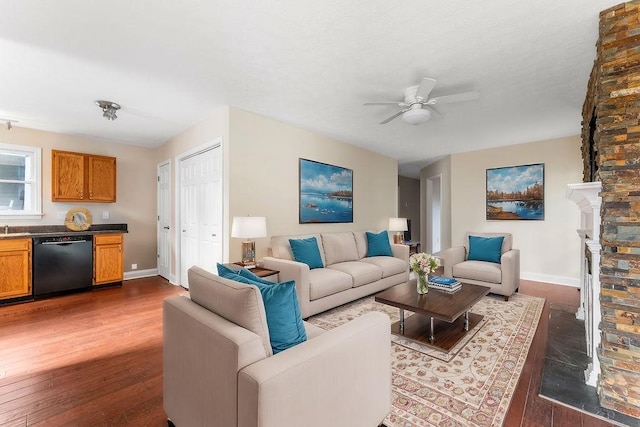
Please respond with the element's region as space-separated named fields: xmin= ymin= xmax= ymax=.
xmin=428 ymin=276 xmax=459 ymax=286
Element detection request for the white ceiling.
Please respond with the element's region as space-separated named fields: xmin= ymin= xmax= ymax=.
xmin=0 ymin=0 xmax=619 ymax=177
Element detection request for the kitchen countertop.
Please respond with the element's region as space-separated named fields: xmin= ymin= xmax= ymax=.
xmin=0 ymin=223 xmax=128 ymax=239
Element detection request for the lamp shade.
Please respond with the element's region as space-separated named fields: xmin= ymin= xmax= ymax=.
xmin=388 ymin=217 xmax=408 ymax=232
xmin=231 ymin=216 xmax=267 ymax=239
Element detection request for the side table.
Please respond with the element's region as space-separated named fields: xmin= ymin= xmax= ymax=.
xmin=227 ymin=263 xmax=280 ymax=282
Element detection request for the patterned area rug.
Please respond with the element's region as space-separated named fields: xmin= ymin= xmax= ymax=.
xmin=307 ymin=292 xmax=545 ymax=427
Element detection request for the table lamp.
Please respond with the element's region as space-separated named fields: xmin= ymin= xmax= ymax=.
xmin=388 ymin=217 xmax=408 ymax=244
xmin=231 ymin=216 xmax=267 ymax=269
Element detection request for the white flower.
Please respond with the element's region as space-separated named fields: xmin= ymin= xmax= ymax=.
xmin=409 ymin=252 xmax=440 ymax=276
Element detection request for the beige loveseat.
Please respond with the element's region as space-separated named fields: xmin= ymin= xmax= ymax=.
xmin=164 ymin=266 xmax=391 ymax=427
xmin=261 ymin=231 xmax=409 ymax=318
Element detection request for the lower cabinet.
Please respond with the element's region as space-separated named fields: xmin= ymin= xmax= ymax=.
xmin=94 ymin=234 xmax=124 ymax=285
xmin=0 ymin=238 xmax=32 ymax=300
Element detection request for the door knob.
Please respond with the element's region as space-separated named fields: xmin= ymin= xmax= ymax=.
xmin=164 ymin=226 xmax=170 ymax=230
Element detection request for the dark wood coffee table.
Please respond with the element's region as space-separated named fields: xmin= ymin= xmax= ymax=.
xmin=375 ymin=279 xmax=491 ymax=352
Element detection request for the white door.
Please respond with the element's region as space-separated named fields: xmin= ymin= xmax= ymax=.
xmin=157 ymin=161 xmax=171 ymax=280
xmin=179 ymin=146 xmax=222 ymax=287
xmin=426 ymin=174 xmax=442 ymax=254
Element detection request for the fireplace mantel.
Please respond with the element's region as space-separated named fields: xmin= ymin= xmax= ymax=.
xmin=566 ymin=182 xmax=601 ymax=386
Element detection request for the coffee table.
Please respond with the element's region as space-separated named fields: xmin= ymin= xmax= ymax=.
xmin=375 ymin=279 xmax=491 ymax=352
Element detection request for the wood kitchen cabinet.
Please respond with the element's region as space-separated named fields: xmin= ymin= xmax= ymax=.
xmin=94 ymin=234 xmax=124 ymax=285
xmin=0 ymin=238 xmax=32 ymax=300
xmin=52 ymin=150 xmax=116 ymax=202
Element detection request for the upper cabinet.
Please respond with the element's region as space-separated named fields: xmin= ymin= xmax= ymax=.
xmin=52 ymin=150 xmax=116 ymax=203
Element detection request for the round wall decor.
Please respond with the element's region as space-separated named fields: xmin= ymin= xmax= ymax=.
xmin=65 ymin=207 xmax=93 ymax=231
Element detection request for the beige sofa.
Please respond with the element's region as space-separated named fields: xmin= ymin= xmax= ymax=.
xmin=262 ymin=231 xmax=409 ymax=318
xmin=163 ymin=266 xmax=391 ymax=427
xmin=443 ymin=232 xmax=520 ymax=301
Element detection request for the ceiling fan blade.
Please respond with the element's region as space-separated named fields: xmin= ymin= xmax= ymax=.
xmin=379 ymin=109 xmax=408 ymax=124
xmin=415 ymin=78 xmax=437 ymax=101
xmin=425 ymin=105 xmax=442 ymax=117
xmin=364 ymin=102 xmax=406 ymax=106
xmin=429 ymin=90 xmax=480 ymax=105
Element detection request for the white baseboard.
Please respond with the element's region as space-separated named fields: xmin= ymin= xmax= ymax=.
xmin=124 ymin=268 xmax=159 ymax=280
xmin=521 ymin=271 xmax=579 ymax=288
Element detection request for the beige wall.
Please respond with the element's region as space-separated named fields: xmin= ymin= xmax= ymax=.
xmin=0 ymin=126 xmax=158 ymax=273
xmin=450 ymin=136 xmax=583 ymax=285
xmin=228 ymin=107 xmax=398 ymax=261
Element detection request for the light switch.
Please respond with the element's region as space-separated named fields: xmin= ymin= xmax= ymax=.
xmin=102 ymin=211 xmax=109 ymax=219
xmin=57 ymin=211 xmax=66 ymax=220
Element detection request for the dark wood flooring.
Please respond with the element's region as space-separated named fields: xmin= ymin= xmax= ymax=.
xmin=0 ymin=276 xmax=623 ymax=426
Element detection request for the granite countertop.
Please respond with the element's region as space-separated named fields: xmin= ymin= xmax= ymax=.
xmin=0 ymin=224 xmax=128 ymax=239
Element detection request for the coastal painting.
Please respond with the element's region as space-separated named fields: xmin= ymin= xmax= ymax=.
xmin=486 ymin=163 xmax=544 ymax=220
xmin=299 ymin=158 xmax=353 ymax=224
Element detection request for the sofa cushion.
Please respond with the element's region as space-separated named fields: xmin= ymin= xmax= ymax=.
xmin=289 ymin=237 xmax=324 ymax=269
xmin=467 ymin=235 xmax=504 ymax=264
xmin=320 ymin=232 xmax=359 ymax=265
xmin=189 ymin=266 xmax=272 ymax=356
xmin=327 ymin=261 xmax=382 ymax=287
xmin=308 ymin=268 xmax=353 ymax=300
xmin=217 ymin=264 xmax=307 ymax=354
xmin=366 ymin=231 xmax=393 ymax=257
xmin=453 ymin=260 xmax=502 ymax=284
xmin=360 ymin=256 xmax=407 ymax=278
xmin=353 ymin=231 xmax=368 ymax=259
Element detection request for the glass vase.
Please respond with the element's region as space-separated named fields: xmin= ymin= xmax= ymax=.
xmin=417 ymin=273 xmax=429 ymax=294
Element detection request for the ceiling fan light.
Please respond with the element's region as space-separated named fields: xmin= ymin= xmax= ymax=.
xmin=402 ymin=108 xmax=431 ymax=125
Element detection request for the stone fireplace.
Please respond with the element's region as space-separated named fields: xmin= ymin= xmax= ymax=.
xmin=580 ymin=1 xmax=640 ymax=419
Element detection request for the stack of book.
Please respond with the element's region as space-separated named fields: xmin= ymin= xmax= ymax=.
xmin=428 ymin=276 xmax=462 ymax=293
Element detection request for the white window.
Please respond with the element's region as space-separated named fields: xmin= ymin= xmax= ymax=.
xmin=0 ymin=143 xmax=42 ymax=219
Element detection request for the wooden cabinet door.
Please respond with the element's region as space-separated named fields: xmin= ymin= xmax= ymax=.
xmin=52 ymin=150 xmax=85 ymax=201
xmin=88 ymin=155 xmax=116 ymax=202
xmin=94 ymin=234 xmax=123 ymax=285
xmin=0 ymin=239 xmax=32 ymax=300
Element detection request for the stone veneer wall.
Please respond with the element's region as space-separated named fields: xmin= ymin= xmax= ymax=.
xmin=582 ymin=1 xmax=640 ymax=419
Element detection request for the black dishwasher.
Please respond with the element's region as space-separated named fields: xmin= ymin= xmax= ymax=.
xmin=33 ymin=235 xmax=93 ymax=298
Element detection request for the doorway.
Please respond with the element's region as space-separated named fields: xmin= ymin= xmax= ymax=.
xmin=157 ymin=160 xmax=171 ymax=280
xmin=426 ymin=174 xmax=442 ymax=254
xmin=176 ymin=142 xmax=223 ymax=288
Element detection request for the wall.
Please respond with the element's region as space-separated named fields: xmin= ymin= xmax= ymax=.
xmin=228 ymin=107 xmax=398 ymax=260
xmin=398 ymin=176 xmax=420 ymax=241
xmin=420 ymin=156 xmax=452 ymax=255
xmin=585 ymin=1 xmax=640 ymax=418
xmin=0 ymin=126 xmax=157 ymax=273
xmin=450 ymin=136 xmax=583 ymax=285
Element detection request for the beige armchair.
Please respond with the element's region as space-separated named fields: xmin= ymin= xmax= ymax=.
xmin=163 ymin=266 xmax=391 ymax=427
xmin=443 ymin=232 xmax=520 ymax=301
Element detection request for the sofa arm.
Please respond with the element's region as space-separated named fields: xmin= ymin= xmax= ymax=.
xmin=391 ymin=243 xmax=409 ymax=262
xmin=261 ymin=256 xmax=311 ymax=318
xmin=163 ymin=295 xmax=268 ymax=427
xmin=238 ymin=312 xmax=391 ymax=427
xmin=443 ymin=246 xmax=466 ymax=277
xmin=500 ymin=249 xmax=520 ymax=296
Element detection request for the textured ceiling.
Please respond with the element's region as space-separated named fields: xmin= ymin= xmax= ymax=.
xmin=0 ymin=0 xmax=620 ymax=177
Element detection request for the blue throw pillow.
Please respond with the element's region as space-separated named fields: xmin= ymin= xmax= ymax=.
xmin=366 ymin=230 xmax=393 ymax=257
xmin=467 ymin=236 xmax=504 ymax=264
xmin=217 ymin=265 xmax=307 ymax=354
xmin=238 ymin=267 xmax=274 ymax=286
xmin=289 ymin=237 xmax=324 ymax=269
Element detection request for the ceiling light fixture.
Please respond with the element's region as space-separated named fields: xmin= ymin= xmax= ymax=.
xmin=402 ymin=108 xmax=431 ymax=125
xmin=0 ymin=118 xmax=18 ymax=130
xmin=95 ymin=100 xmax=121 ymax=121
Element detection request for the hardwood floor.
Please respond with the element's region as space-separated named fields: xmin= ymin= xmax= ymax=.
xmin=0 ymin=277 xmax=621 ymax=426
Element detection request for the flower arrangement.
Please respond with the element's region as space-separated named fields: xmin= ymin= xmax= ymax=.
xmin=409 ymin=253 xmax=440 ymax=294
xmin=409 ymin=252 xmax=440 ymax=276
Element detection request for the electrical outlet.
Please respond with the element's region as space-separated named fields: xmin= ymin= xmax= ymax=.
xmin=131 ymin=263 xmax=138 ymax=270
xmin=102 ymin=211 xmax=109 ymax=219
xmin=57 ymin=211 xmax=66 ymax=220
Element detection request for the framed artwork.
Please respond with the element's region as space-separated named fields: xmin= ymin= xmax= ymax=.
xmin=299 ymin=158 xmax=353 ymax=224
xmin=486 ymin=163 xmax=544 ymax=220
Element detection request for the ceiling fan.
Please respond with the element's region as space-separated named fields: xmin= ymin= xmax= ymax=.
xmin=364 ymin=78 xmax=480 ymax=125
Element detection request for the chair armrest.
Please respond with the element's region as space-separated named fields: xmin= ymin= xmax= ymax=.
xmin=391 ymin=243 xmax=409 ymax=262
xmin=238 ymin=312 xmax=391 ymax=427
xmin=261 ymin=256 xmax=311 ymax=318
xmin=443 ymin=246 xmax=466 ymax=277
xmin=500 ymin=249 xmax=520 ymax=295
xmin=163 ymin=295 xmax=268 ymax=427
